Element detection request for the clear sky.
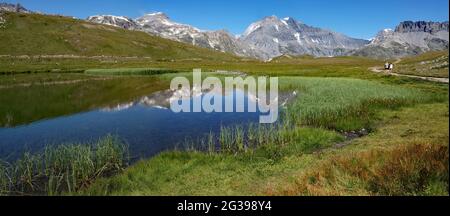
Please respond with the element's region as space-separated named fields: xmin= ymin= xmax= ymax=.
xmin=3 ymin=0 xmax=449 ymax=39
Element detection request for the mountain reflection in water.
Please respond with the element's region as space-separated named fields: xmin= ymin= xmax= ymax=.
xmin=0 ymin=88 xmax=296 ymax=161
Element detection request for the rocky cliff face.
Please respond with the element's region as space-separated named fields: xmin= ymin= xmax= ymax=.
xmin=352 ymin=21 xmax=449 ymax=59
xmin=395 ymin=21 xmax=449 ymax=34
xmin=135 ymin=12 xmax=199 ymax=41
xmin=87 ymin=15 xmax=140 ymax=30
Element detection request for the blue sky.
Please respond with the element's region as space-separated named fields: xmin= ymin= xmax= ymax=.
xmin=3 ymin=0 xmax=449 ymax=39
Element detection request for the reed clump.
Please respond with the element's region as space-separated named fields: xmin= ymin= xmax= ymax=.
xmin=0 ymin=135 xmax=128 ymax=195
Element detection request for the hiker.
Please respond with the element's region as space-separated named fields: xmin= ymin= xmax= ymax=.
xmin=389 ymin=63 xmax=394 ymax=71
xmin=384 ymin=62 xmax=390 ymax=70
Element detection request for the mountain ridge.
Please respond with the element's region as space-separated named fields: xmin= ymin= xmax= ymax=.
xmin=88 ymin=13 xmax=371 ymax=60
xmin=238 ymin=15 xmax=370 ymax=59
xmin=88 ymin=13 xmax=263 ymax=59
xmin=352 ymin=21 xmax=449 ymax=59
xmin=1 ymin=2 xmax=448 ymax=60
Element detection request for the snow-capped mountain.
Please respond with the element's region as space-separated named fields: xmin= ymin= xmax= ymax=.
xmin=352 ymin=21 xmax=449 ymax=58
xmin=135 ymin=12 xmax=200 ymax=41
xmin=87 ymin=15 xmax=140 ymax=30
xmin=239 ymin=16 xmax=369 ymax=59
xmin=86 ymin=12 xmax=448 ymax=60
xmin=135 ymin=12 xmax=261 ymax=58
xmin=88 ymin=12 xmax=261 ymax=58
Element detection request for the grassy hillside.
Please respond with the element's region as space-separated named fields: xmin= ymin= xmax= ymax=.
xmin=0 ymin=12 xmax=240 ymax=61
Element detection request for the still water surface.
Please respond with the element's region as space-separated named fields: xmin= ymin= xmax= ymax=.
xmin=0 ymin=88 xmax=293 ymax=161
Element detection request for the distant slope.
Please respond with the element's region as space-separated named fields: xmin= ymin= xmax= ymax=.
xmin=0 ymin=12 xmax=241 ymax=61
xmin=396 ymin=50 xmax=449 ymax=78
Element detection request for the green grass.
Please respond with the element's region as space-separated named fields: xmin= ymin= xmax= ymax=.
xmin=272 ymin=103 xmax=449 ymax=196
xmin=84 ymin=68 xmax=179 ymax=76
xmin=0 ymin=53 xmax=382 ymax=78
xmin=169 ymin=76 xmax=445 ymax=179
xmin=0 ymin=135 xmax=128 ymax=195
xmin=78 ymin=127 xmax=342 ymax=195
xmin=76 ymin=75 xmax=447 ymax=196
xmin=191 ymin=122 xmax=343 ymax=155
xmin=79 ymin=103 xmax=448 ymax=195
xmin=280 ymin=77 xmax=442 ymax=131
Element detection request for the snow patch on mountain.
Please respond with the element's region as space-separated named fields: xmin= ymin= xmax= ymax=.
xmin=87 ymin=15 xmax=139 ymax=30
xmin=243 ymin=23 xmax=261 ymax=37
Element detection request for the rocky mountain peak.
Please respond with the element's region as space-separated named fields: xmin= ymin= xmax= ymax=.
xmin=87 ymin=15 xmax=139 ymax=30
xmin=241 ymin=15 xmax=369 ymax=59
xmin=369 ymin=28 xmax=394 ymax=44
xmin=263 ymin=15 xmax=279 ymax=21
xmin=84 ymin=9 xmax=448 ymax=60
xmin=395 ymin=21 xmax=449 ymax=34
xmin=137 ymin=12 xmax=170 ymax=22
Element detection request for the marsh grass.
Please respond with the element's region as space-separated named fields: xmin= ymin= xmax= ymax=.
xmin=280 ymin=77 xmax=444 ymax=131
xmin=188 ymin=116 xmax=343 ymax=159
xmin=75 ymin=103 xmax=448 ymax=195
xmin=0 ymin=135 xmax=128 ymax=195
xmin=180 ymin=77 xmax=442 ymax=156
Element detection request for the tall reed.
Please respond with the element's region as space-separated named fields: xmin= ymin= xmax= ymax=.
xmin=0 ymin=135 xmax=128 ymax=195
